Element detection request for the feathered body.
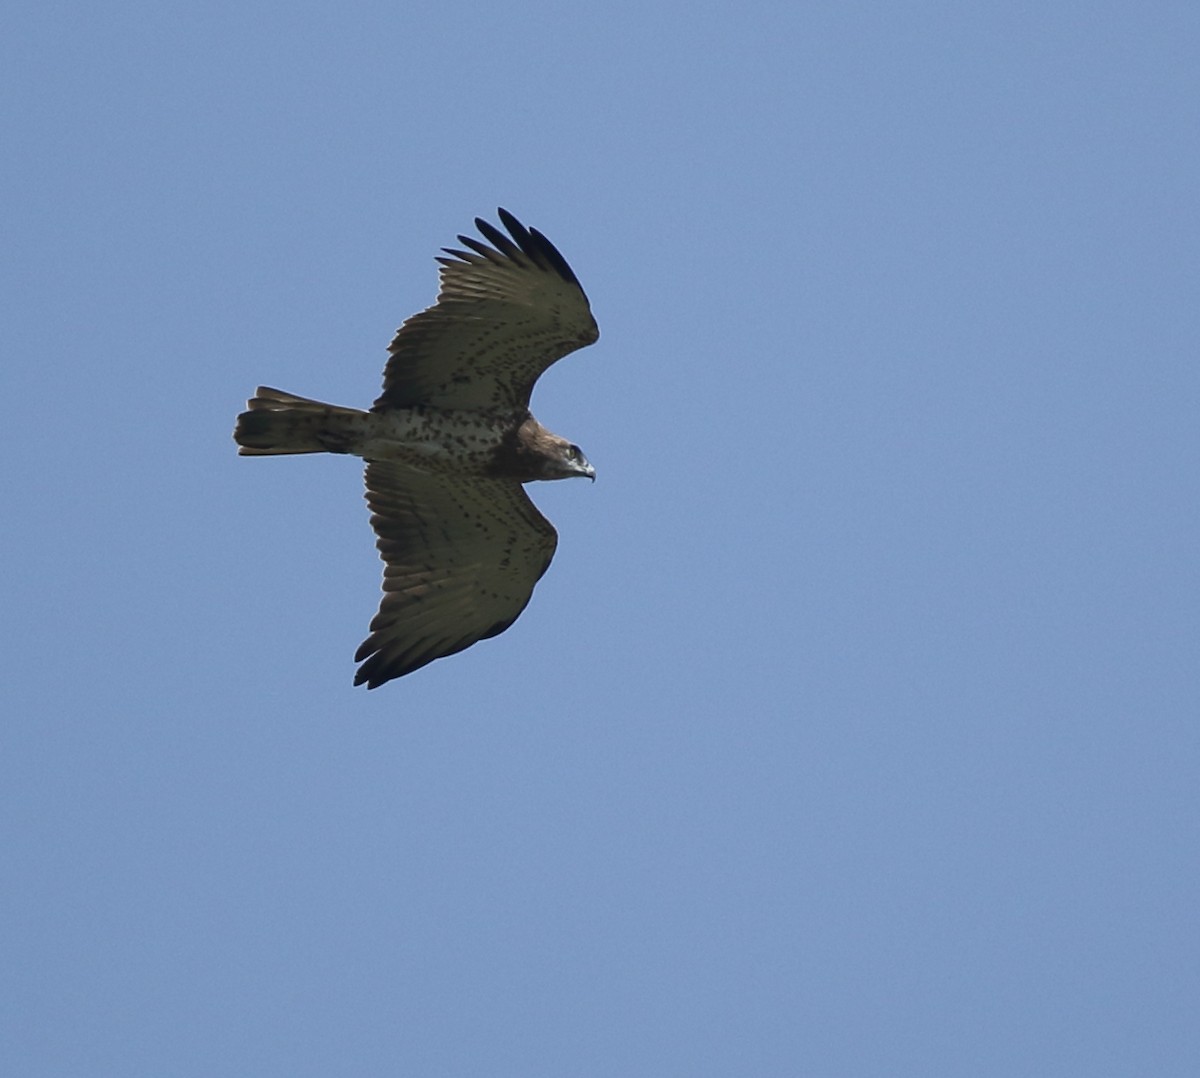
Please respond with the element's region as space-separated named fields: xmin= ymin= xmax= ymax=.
xmin=234 ymin=210 xmax=599 ymax=688
xmin=236 ymin=388 xmax=583 ymax=482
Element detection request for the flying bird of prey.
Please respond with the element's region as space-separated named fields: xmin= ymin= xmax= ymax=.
xmin=234 ymin=209 xmax=599 ymax=688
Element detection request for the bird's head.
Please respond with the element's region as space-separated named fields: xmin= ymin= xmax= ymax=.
xmin=544 ymin=440 xmax=595 ymax=482
xmin=506 ymin=417 xmax=595 ymax=482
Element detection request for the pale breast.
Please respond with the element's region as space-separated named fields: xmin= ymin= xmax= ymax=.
xmin=359 ymin=407 xmax=518 ymax=475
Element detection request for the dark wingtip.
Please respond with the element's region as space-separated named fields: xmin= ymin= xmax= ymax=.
xmin=490 ymin=207 xmax=582 ymax=288
xmin=352 ymin=657 xmax=386 ymax=690
xmin=436 ymin=209 xmax=586 ymax=297
xmin=353 ymin=639 xmax=425 ymax=689
xmin=496 ymin=207 xmax=523 ymax=237
xmin=473 ymin=216 xmax=521 ymax=260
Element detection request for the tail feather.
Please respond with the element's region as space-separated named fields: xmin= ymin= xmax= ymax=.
xmin=234 ymin=386 xmax=370 ymax=456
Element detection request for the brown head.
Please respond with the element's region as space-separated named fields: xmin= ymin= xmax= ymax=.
xmin=491 ymin=416 xmax=595 ymax=483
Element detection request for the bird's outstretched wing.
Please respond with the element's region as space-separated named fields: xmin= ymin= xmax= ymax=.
xmin=354 ymin=460 xmax=558 ymax=688
xmin=374 ymin=209 xmax=598 ymax=412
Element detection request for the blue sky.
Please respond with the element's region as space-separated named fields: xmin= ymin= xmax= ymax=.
xmin=3 ymin=2 xmax=1198 ymax=1074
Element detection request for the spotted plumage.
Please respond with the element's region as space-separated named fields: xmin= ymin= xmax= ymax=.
xmin=234 ymin=210 xmax=599 ymax=688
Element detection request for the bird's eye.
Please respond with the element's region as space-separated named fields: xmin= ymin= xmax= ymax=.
xmin=567 ymin=444 xmax=582 ymax=461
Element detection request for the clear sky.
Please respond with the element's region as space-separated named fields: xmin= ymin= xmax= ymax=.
xmin=3 ymin=2 xmax=1197 ymax=1075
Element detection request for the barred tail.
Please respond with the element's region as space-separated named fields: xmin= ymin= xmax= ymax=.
xmin=233 ymin=386 xmax=370 ymax=456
